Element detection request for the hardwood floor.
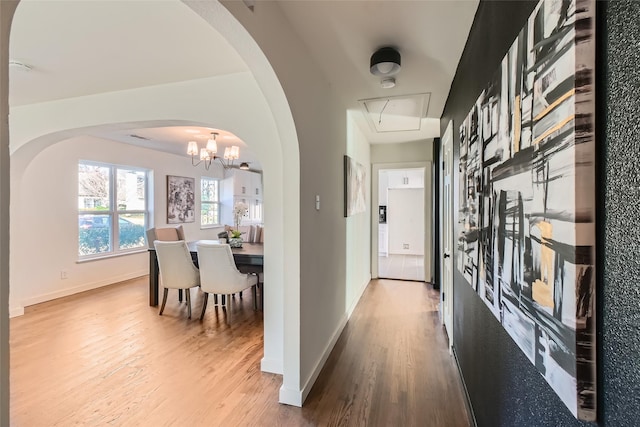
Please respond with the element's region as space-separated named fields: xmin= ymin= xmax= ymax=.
xmin=10 ymin=277 xmax=471 ymax=426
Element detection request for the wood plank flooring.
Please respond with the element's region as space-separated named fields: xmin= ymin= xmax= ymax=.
xmin=10 ymin=277 xmax=471 ymax=426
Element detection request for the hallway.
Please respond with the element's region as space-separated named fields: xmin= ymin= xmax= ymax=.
xmin=10 ymin=277 xmax=470 ymax=426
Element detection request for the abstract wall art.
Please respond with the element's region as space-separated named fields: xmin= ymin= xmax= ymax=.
xmin=344 ymin=155 xmax=367 ymax=217
xmin=167 ymin=175 xmax=195 ymax=224
xmin=456 ymin=0 xmax=596 ymax=420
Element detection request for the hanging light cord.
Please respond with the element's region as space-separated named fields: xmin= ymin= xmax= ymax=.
xmin=379 ymin=99 xmax=390 ymax=125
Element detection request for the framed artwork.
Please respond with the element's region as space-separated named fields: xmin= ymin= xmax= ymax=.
xmin=167 ymin=175 xmax=195 ymax=224
xmin=344 ymin=155 xmax=366 ymax=217
xmin=456 ymin=0 xmax=596 ymax=420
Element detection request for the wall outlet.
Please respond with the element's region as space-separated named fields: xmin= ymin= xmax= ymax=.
xmin=60 ymin=270 xmax=68 ymax=280
xmin=403 ymin=243 xmax=410 ymax=249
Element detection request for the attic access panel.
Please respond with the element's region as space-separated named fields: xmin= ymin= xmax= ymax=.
xmin=359 ymin=93 xmax=430 ymax=133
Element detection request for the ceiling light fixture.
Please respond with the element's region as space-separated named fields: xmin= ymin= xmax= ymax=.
xmin=187 ymin=132 xmax=241 ymax=170
xmin=370 ymin=47 xmax=401 ymax=77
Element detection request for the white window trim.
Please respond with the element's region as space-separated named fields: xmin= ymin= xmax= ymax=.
xmin=78 ymin=161 xmax=150 ymax=260
xmin=200 ymin=176 xmax=221 ymax=229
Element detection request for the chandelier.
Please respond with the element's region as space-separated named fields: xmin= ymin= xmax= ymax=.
xmin=187 ymin=132 xmax=240 ymax=170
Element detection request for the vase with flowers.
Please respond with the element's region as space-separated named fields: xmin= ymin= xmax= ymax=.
xmin=230 ymin=201 xmax=249 ymax=248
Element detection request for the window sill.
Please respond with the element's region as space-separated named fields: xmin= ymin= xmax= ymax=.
xmin=77 ymin=248 xmax=148 ymax=264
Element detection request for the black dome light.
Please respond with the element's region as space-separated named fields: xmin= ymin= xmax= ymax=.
xmin=370 ymin=47 xmax=401 ymax=76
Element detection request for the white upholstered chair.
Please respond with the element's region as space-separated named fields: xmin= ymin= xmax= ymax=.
xmin=196 ymin=241 xmax=259 ymax=320
xmin=154 ymin=240 xmax=200 ymax=319
xmin=148 ymin=225 xmax=188 ymax=302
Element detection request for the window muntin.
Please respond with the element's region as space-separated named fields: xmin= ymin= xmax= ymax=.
xmin=201 ymin=177 xmax=220 ymax=227
xmin=78 ymin=162 xmax=148 ymax=258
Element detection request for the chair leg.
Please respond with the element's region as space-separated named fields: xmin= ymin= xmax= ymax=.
xmin=200 ymin=293 xmax=209 ymax=321
xmin=259 ymin=283 xmax=264 ymax=311
xmin=253 ymin=285 xmax=257 ymax=310
xmin=186 ymin=288 xmax=192 ymax=319
xmin=159 ymin=288 xmax=169 ymax=315
xmin=214 ymin=294 xmax=218 ymax=305
xmin=178 ymin=289 xmax=183 ymax=302
xmin=221 ymin=295 xmax=226 ymax=306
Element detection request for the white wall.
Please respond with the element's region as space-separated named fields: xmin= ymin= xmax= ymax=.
xmin=8 ymin=68 xmax=289 ymax=382
xmin=9 ymin=135 xmax=226 ymax=314
xmin=371 ymin=139 xmax=434 ymax=163
xmin=346 ymin=113 xmax=371 ymax=314
xmin=388 ymin=188 xmax=425 ymax=256
xmin=2 ymin=0 xmax=299 ymax=418
xmin=221 ymin=0 xmax=371 ymax=405
xmin=378 ymin=170 xmax=389 ymax=205
xmin=0 ymin=3 xmax=16 ymax=423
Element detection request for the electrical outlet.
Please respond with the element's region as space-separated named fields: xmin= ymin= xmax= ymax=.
xmin=403 ymin=243 xmax=410 ymax=249
xmin=60 ymin=270 xmax=68 ymax=280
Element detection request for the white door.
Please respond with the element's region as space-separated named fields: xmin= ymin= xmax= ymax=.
xmin=388 ymin=188 xmax=425 ymax=257
xmin=442 ymin=121 xmax=454 ymax=350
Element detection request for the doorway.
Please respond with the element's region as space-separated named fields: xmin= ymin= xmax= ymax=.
xmin=441 ymin=122 xmax=454 ymax=348
xmin=377 ymin=168 xmax=426 ymax=281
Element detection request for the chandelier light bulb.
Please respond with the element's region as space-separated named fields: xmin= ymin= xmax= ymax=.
xmin=206 ymin=132 xmax=218 ymax=153
xmin=187 ymin=140 xmax=198 ymax=156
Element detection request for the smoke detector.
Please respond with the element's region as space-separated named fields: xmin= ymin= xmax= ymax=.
xmin=380 ymin=78 xmax=396 ymax=89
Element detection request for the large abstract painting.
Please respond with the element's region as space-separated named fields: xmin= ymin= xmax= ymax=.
xmin=456 ymin=0 xmax=596 ymax=420
xmin=344 ymin=155 xmax=367 ymax=217
xmin=167 ymin=175 xmax=195 ymax=224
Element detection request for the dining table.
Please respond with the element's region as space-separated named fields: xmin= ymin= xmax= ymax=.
xmin=148 ymin=240 xmax=264 ymax=306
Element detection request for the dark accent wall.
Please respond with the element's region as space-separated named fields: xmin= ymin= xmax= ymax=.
xmin=440 ymin=1 xmax=640 ymax=426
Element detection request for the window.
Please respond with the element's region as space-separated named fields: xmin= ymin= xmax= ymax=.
xmin=78 ymin=162 xmax=149 ymax=258
xmin=201 ymin=177 xmax=220 ymax=227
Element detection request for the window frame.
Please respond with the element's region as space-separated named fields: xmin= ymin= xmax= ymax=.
xmin=78 ymin=161 xmax=150 ymax=260
xmin=200 ymin=176 xmax=220 ymax=228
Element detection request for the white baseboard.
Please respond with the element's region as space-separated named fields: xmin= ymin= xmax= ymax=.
xmin=17 ymin=270 xmax=148 ymax=312
xmin=298 ymin=277 xmax=371 ymax=405
xmin=348 ymin=275 xmax=370 ymax=317
xmin=261 ymin=357 xmax=283 ymax=375
xmin=10 ymin=306 xmax=24 ymax=318
xmin=279 ymin=385 xmax=303 ymax=407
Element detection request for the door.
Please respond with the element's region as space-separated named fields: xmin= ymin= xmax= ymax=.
xmin=442 ymin=121 xmax=454 ymax=350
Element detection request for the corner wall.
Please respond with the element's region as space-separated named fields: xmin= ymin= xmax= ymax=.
xmin=221 ymin=0 xmax=371 ymax=405
xmin=0 ymin=2 xmax=17 ymax=423
xmin=441 ymin=1 xmax=640 ymax=425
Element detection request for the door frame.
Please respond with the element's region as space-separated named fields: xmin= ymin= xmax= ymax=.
xmin=371 ymin=161 xmax=432 ymax=282
xmin=440 ymin=121 xmax=454 ymax=350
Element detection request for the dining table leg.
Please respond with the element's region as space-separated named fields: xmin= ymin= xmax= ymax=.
xmin=149 ymin=250 xmax=159 ymax=306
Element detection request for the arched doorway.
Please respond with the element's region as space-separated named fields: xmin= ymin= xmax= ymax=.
xmin=0 ymin=1 xmax=302 ymax=419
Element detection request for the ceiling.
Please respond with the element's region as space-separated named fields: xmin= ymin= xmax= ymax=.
xmin=9 ymin=0 xmax=478 ymax=166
